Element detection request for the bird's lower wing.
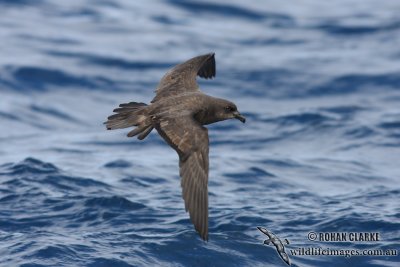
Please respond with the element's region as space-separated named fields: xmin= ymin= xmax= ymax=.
xmin=156 ymin=116 xmax=209 ymax=241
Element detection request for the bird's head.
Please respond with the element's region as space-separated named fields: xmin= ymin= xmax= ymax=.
xmin=215 ymin=100 xmax=246 ymax=123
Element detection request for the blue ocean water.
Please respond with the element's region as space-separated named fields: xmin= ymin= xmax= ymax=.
xmin=0 ymin=0 xmax=399 ymax=266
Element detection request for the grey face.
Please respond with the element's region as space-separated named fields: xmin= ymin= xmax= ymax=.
xmin=220 ymin=103 xmax=246 ymax=123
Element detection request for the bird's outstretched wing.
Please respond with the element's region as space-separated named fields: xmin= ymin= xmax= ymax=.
xmin=151 ymin=53 xmax=215 ymax=103
xmin=257 ymin=226 xmax=273 ymax=238
xmin=279 ymin=250 xmax=291 ymax=266
xmin=155 ymin=115 xmax=209 ymax=241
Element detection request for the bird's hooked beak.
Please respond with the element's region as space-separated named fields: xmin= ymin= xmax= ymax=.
xmin=233 ymin=111 xmax=246 ymax=123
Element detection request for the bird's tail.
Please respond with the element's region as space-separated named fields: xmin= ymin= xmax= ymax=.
xmin=104 ymin=102 xmax=153 ymax=140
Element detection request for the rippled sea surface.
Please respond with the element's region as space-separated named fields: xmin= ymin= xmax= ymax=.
xmin=1 ymin=1 xmax=400 ymax=266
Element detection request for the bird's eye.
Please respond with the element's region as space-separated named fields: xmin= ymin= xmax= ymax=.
xmin=224 ymin=106 xmax=236 ymax=112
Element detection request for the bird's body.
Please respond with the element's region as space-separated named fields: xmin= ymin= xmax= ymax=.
xmin=105 ymin=53 xmax=245 ymax=241
xmin=148 ymin=93 xmax=236 ymax=125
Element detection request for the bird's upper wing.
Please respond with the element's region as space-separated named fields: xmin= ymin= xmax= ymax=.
xmin=257 ymin=226 xmax=273 ymax=238
xmin=151 ymin=53 xmax=215 ymax=103
xmin=156 ymin=115 xmax=209 ymax=241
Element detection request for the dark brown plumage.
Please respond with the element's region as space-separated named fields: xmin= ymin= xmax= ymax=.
xmin=105 ymin=53 xmax=245 ymax=241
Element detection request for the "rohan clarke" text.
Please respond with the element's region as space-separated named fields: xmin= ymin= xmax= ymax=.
xmin=318 ymin=232 xmax=380 ymax=242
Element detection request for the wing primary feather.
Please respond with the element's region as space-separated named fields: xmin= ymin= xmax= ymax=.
xmin=155 ymin=115 xmax=209 ymax=241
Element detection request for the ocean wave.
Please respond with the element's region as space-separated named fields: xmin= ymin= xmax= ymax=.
xmin=314 ymin=20 xmax=400 ymax=35
xmin=46 ymin=50 xmax=174 ymax=70
xmin=1 ymin=157 xmax=59 ymax=175
xmin=104 ymin=159 xmax=132 ymax=168
xmin=84 ymin=196 xmax=146 ymax=211
xmin=169 ymin=1 xmax=267 ymax=21
xmin=1 ymin=66 xmax=116 ymax=92
xmin=309 ymin=73 xmax=400 ymax=96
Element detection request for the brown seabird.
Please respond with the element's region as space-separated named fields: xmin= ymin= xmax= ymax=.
xmin=105 ymin=53 xmax=245 ymax=241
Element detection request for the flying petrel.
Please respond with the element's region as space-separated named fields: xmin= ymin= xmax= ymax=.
xmin=257 ymin=227 xmax=291 ymax=266
xmin=105 ymin=53 xmax=245 ymax=241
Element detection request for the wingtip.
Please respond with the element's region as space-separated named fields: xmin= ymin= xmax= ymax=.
xmin=201 ymin=52 xmax=215 ymax=60
xmin=201 ymin=234 xmax=209 ymax=242
xmin=257 ymin=226 xmax=267 ymax=234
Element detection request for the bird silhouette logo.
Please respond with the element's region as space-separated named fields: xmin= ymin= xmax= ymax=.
xmin=257 ymin=227 xmax=291 ymax=266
